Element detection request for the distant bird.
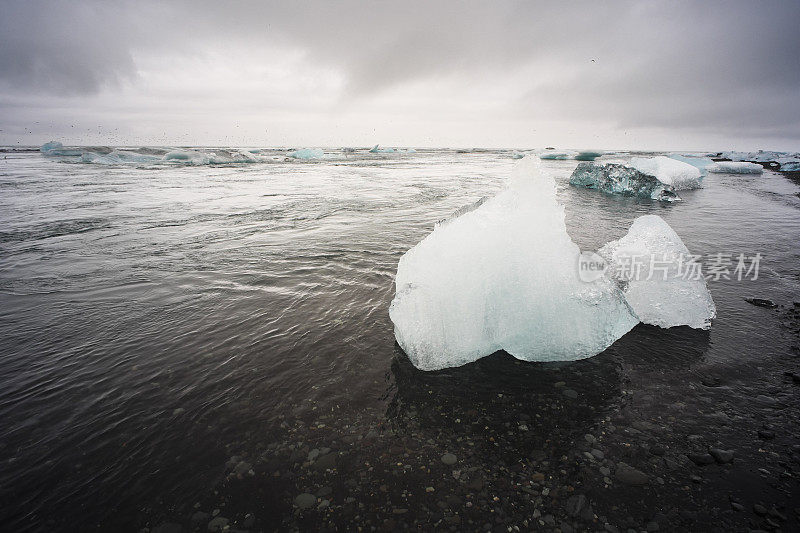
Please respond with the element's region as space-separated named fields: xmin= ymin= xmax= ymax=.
xmin=591 ymin=59 xmax=596 ymax=63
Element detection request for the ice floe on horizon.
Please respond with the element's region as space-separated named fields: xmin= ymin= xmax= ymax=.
xmin=288 ymin=148 xmax=325 ymax=160
xmin=706 ymin=161 xmax=763 ymax=174
xmin=719 ymin=150 xmax=800 ymax=172
xmin=39 ymin=141 xmax=280 ymax=166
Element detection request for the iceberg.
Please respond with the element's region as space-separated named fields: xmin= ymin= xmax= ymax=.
xmin=39 ymin=141 xmax=82 ymax=157
xmin=668 ymin=154 xmax=715 ymax=175
xmin=288 ymin=148 xmax=324 ymax=160
xmin=575 ymin=150 xmax=604 ymax=161
xmin=598 ymin=215 xmax=716 ymax=330
xmin=706 ymin=161 xmax=763 ymax=174
xmin=569 ymin=162 xmax=680 ymax=202
xmin=720 ymin=150 xmax=790 ymax=163
xmin=389 ymin=157 xmax=639 ymax=371
xmin=718 ymin=150 xmax=800 ymax=171
xmin=369 ymin=144 xmax=395 ymax=153
xmin=628 ymin=156 xmax=702 ymax=189
xmin=776 ymin=159 xmax=800 ymax=172
xmin=80 ymin=150 xmax=161 ymax=164
xmin=164 ymin=150 xmax=195 ymax=161
xmin=40 ymin=141 xmax=63 ymax=153
xmin=539 ymin=150 xmax=577 ymax=160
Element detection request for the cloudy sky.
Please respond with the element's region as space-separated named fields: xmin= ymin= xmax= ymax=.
xmin=1 ymin=0 xmax=798 ymax=150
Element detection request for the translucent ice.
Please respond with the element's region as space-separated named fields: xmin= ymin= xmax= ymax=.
xmin=369 ymin=144 xmax=395 ymax=153
xmin=40 ymin=141 xmax=82 ymax=157
xmin=706 ymin=161 xmax=763 ymax=174
xmin=575 ymin=150 xmax=604 ymax=161
xmin=539 ymin=150 xmax=577 ymax=160
xmin=81 ymin=150 xmax=161 ymax=164
xmin=569 ymin=162 xmax=680 ymax=202
xmin=598 ymin=215 xmax=716 ymax=330
xmin=40 ymin=141 xmax=63 ymax=153
xmin=628 ymin=156 xmax=702 ymax=189
xmin=777 ymin=159 xmax=800 ymax=172
xmin=668 ymin=154 xmax=714 ymax=175
xmin=721 ymin=150 xmax=790 ymax=163
xmin=288 ymin=148 xmax=324 ymax=160
xmin=389 ymin=157 xmax=638 ymax=371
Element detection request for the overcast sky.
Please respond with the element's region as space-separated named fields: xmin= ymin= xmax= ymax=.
xmin=1 ymin=0 xmax=798 ymax=150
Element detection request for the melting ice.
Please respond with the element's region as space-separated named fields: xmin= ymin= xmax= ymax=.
xmin=599 ymin=215 xmax=716 ymax=330
xmin=569 ymin=162 xmax=680 ymax=202
xmin=570 ymin=156 xmax=703 ymax=201
xmin=389 ymin=157 xmax=639 ymax=371
xmin=391 ymin=157 xmax=716 ymax=370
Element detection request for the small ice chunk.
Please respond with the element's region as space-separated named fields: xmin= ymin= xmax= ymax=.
xmin=628 ymin=156 xmax=703 ymax=190
xmin=40 ymin=141 xmax=82 ymax=156
xmin=575 ymin=150 xmax=604 ymax=161
xmin=539 ymin=150 xmax=577 ymax=160
xmin=288 ymin=148 xmax=324 ymax=160
xmin=369 ymin=144 xmax=395 ymax=153
xmin=511 ymin=151 xmax=525 ymax=159
xmin=777 ymin=159 xmax=800 ymax=172
xmin=706 ymin=161 xmax=763 ymax=174
xmin=569 ymin=162 xmax=679 ymax=202
xmin=598 ymin=215 xmax=716 ymax=330
xmin=164 ymin=150 xmax=193 ymax=161
xmin=389 ymin=157 xmax=638 ymax=371
xmin=40 ymin=141 xmax=63 ymax=153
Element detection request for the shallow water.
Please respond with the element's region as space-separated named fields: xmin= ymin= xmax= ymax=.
xmin=1 ymin=149 xmax=799 ymax=531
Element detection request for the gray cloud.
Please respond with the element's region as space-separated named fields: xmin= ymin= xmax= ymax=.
xmin=0 ymin=0 xmax=798 ymax=147
xmin=0 ymin=1 xmax=139 ymax=94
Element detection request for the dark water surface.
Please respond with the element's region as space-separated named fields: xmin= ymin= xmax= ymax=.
xmin=1 ymin=149 xmax=799 ymax=532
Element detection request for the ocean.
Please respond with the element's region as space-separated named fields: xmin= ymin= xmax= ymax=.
xmin=1 ymin=147 xmax=798 ymax=531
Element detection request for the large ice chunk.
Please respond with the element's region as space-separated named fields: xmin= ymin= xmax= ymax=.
xmin=598 ymin=215 xmax=716 ymax=330
xmin=569 ymin=162 xmax=679 ymax=202
xmin=706 ymin=161 xmax=763 ymax=174
xmin=628 ymin=156 xmax=703 ymax=189
xmin=389 ymin=157 xmax=638 ymax=371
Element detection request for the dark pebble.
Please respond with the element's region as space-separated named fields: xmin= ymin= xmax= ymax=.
xmin=758 ymin=430 xmax=775 ymax=440
xmin=709 ymin=448 xmax=734 ymax=464
xmin=744 ymin=298 xmax=777 ymax=308
xmin=615 ymin=463 xmax=649 ymax=485
xmin=687 ymin=453 xmax=715 ymax=466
